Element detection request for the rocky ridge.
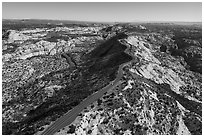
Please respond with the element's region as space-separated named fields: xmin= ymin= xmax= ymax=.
xmin=2 ymin=23 xmax=202 ymax=135
xmin=55 ymin=32 xmax=202 ymax=135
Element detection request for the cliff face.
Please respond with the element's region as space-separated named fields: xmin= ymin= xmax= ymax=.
xmin=55 ymin=32 xmax=202 ymax=135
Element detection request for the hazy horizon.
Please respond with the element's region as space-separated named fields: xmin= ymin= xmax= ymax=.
xmin=2 ymin=2 xmax=202 ymax=22
xmin=2 ymin=18 xmax=202 ymax=23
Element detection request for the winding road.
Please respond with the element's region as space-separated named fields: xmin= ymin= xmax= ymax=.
xmin=40 ymin=40 xmax=133 ymax=135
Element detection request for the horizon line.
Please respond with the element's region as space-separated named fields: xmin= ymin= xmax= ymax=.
xmin=2 ymin=18 xmax=202 ymax=23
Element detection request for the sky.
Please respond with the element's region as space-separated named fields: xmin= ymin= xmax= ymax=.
xmin=2 ymin=2 xmax=202 ymax=22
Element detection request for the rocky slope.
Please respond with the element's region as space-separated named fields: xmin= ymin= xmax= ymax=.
xmin=2 ymin=22 xmax=202 ymax=135
xmin=54 ymin=30 xmax=202 ymax=135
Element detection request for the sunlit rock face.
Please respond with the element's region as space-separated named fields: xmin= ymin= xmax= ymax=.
xmin=7 ymin=30 xmax=30 ymax=43
xmin=56 ymin=34 xmax=201 ymax=135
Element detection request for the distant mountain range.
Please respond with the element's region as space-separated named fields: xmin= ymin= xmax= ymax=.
xmin=2 ymin=19 xmax=201 ymax=26
xmin=2 ymin=19 xmax=115 ymax=25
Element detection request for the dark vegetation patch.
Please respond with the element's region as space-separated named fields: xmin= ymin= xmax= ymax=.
xmin=97 ymin=108 xmax=103 ymax=111
xmin=97 ymin=99 xmax=102 ymax=106
xmin=67 ymin=125 xmax=76 ymax=134
xmin=87 ymin=130 xmax=92 ymax=134
xmin=101 ymin=118 xmax=109 ymax=124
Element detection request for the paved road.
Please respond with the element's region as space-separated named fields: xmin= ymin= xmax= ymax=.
xmin=41 ymin=43 xmax=133 ymax=135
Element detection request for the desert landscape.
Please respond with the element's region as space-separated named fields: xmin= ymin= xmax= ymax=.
xmin=2 ymin=2 xmax=202 ymax=135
